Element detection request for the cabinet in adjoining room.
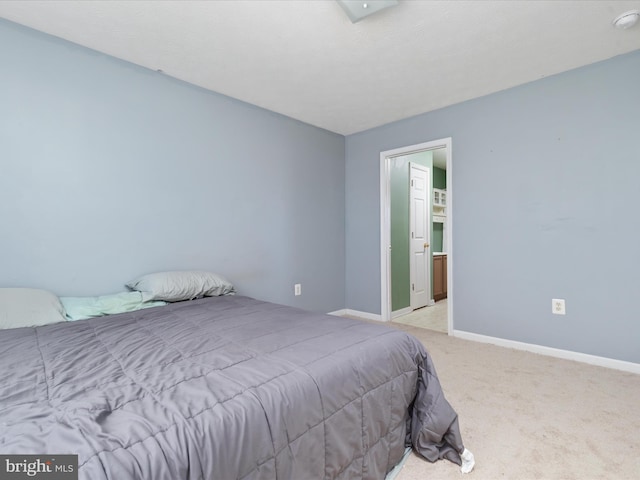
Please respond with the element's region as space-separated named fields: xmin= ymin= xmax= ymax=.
xmin=433 ymin=253 xmax=447 ymax=301
xmin=433 ymin=188 xmax=447 ymax=208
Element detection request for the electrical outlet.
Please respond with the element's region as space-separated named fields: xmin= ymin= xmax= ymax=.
xmin=294 ymin=284 xmax=302 ymax=296
xmin=552 ymin=299 xmax=566 ymax=315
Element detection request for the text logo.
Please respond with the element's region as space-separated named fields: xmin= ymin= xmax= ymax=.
xmin=0 ymin=455 xmax=77 ymax=480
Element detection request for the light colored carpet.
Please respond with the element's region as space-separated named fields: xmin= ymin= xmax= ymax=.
xmin=347 ymin=318 xmax=640 ymax=480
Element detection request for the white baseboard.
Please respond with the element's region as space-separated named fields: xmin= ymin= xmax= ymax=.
xmin=328 ymin=309 xmax=384 ymax=322
xmin=454 ymin=330 xmax=640 ymax=375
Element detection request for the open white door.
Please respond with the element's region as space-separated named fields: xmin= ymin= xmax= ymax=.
xmin=409 ymin=162 xmax=431 ymax=310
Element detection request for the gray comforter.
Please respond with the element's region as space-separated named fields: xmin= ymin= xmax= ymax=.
xmin=0 ymin=295 xmax=465 ymax=479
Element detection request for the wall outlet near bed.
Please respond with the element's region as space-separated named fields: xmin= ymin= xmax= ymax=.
xmin=552 ymin=299 xmax=566 ymax=315
xmin=294 ymin=284 xmax=302 ymax=296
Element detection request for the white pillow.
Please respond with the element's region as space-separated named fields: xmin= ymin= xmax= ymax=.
xmin=125 ymin=271 xmax=235 ymax=302
xmin=0 ymin=288 xmax=67 ymax=329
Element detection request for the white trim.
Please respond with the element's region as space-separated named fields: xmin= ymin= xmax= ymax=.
xmin=391 ymin=306 xmax=413 ymax=319
xmin=380 ymin=152 xmax=391 ymax=321
xmin=329 ymin=309 xmax=385 ymax=322
xmin=444 ymin=140 xmax=453 ymax=336
xmin=453 ymin=330 xmax=640 ymax=374
xmin=380 ymin=138 xmax=453 ymax=336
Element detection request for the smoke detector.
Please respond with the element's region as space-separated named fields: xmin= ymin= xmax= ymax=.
xmin=613 ymin=10 xmax=640 ymax=29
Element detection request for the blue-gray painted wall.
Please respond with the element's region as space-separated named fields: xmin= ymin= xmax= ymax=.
xmin=2 ymin=18 xmax=639 ymax=364
xmin=346 ymin=49 xmax=640 ymax=364
xmin=0 ymin=19 xmax=345 ymax=313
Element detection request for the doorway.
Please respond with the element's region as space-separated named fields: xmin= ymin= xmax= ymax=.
xmin=379 ymin=138 xmax=452 ymax=334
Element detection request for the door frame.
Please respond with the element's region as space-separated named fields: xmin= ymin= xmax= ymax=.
xmin=379 ymin=137 xmax=453 ymax=334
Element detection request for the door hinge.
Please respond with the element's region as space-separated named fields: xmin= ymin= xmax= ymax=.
xmin=412 ymin=283 xmax=415 ymax=291
xmin=411 ymin=179 xmax=414 ymax=186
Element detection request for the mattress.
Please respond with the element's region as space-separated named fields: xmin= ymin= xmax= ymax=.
xmin=0 ymin=295 xmax=466 ymax=479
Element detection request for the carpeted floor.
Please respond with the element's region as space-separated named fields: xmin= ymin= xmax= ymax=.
xmin=348 ymin=318 xmax=640 ymax=480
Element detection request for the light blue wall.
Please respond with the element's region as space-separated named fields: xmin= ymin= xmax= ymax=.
xmin=3 ymin=18 xmax=639 ymax=364
xmin=0 ymin=19 xmax=345 ymax=313
xmin=346 ymin=50 xmax=640 ymax=364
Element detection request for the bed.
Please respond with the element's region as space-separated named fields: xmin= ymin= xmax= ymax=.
xmin=0 ymin=291 xmax=471 ymax=479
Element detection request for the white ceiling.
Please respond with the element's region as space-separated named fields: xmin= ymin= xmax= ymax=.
xmin=1 ymin=1 xmax=639 ymax=135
